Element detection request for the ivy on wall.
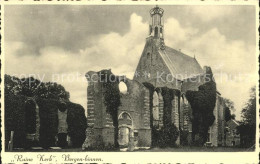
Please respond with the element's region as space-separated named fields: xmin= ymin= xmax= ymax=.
xmin=186 ymin=77 xmax=216 ymax=145
xmin=152 ymin=123 xmax=179 ymax=148
xmin=99 ymin=69 xmax=121 ymax=149
xmin=161 ymin=87 xmax=174 ymax=127
xmin=143 ymin=83 xmax=179 ymax=147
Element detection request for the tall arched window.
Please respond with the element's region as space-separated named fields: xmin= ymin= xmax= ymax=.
xmin=154 ymin=27 xmax=158 ymax=38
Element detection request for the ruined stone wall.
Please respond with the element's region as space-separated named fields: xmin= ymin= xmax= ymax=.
xmin=171 ymin=93 xmax=179 ymax=129
xmin=83 ymin=72 xmax=152 ymax=149
xmin=171 ymin=91 xmax=180 ymax=144
xmin=118 ymin=79 xmax=151 ymax=147
xmin=217 ymin=96 xmax=225 ymax=146
xmin=208 ymin=94 xmax=226 ymax=147
xmin=83 ymin=72 xmax=114 ymax=149
xmin=180 ymin=95 xmax=193 ymax=145
xmin=209 ymin=94 xmax=226 ymax=146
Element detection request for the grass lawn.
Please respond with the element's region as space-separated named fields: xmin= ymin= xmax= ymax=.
xmin=136 ymin=146 xmax=254 ymax=152
xmin=10 ymin=146 xmax=254 ymax=152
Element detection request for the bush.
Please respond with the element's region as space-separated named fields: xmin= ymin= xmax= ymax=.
xmin=36 ymin=98 xmax=59 ymax=148
xmin=24 ymin=99 xmax=37 ymax=134
xmin=152 ymin=123 xmax=179 ymax=148
xmin=37 ymin=99 xmax=87 ymax=148
xmin=5 ymin=95 xmax=87 ymax=149
xmin=5 ymin=94 xmax=27 ymax=148
xmin=67 ymin=102 xmax=87 ymax=147
xmin=180 ymin=130 xmax=189 ymax=146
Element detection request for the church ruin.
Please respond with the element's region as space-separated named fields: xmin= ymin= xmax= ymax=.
xmin=82 ymin=6 xmax=226 ymax=150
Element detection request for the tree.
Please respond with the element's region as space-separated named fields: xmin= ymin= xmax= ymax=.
xmin=34 ymin=82 xmax=70 ymax=100
xmin=5 ymin=74 xmax=70 ymax=101
xmin=223 ymin=98 xmax=236 ymax=121
xmin=223 ymin=98 xmax=235 ymax=112
xmin=237 ymin=86 xmax=256 ymax=147
xmin=241 ymin=86 xmax=256 ymax=125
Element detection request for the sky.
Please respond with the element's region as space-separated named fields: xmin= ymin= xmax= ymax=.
xmin=4 ymin=5 xmax=257 ymax=120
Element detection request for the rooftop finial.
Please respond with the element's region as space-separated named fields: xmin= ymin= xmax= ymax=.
xmin=149 ymin=5 xmax=164 ymax=16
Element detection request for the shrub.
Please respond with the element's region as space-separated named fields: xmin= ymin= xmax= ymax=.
xmin=24 ymin=99 xmax=36 ymax=134
xmin=4 ymin=94 xmax=27 ymax=148
xmin=67 ymin=102 xmax=87 ymax=147
xmin=152 ymin=123 xmax=179 ymax=148
xmin=36 ymin=98 xmax=59 ymax=148
xmin=37 ymin=99 xmax=87 ymax=148
xmin=180 ymin=130 xmax=189 ymax=146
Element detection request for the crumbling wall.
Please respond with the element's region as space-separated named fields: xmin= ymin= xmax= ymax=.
xmin=118 ymin=79 xmax=151 ymax=147
xmin=83 ymin=71 xmax=114 ymax=149
xmin=180 ymin=95 xmax=193 ymax=145
xmin=83 ymin=71 xmax=152 ymax=150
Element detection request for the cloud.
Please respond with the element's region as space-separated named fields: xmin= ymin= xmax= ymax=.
xmin=164 ymin=18 xmax=198 ymax=46
xmin=163 ymin=24 xmax=256 ymax=120
xmin=5 ymin=12 xmax=256 ymax=120
xmin=189 ymin=6 xmax=234 ymax=22
xmin=5 ymin=13 xmax=148 ymax=115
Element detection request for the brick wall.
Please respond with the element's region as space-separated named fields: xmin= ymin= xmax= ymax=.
xmin=83 ymin=73 xmax=152 ymax=149
xmin=209 ymin=94 xmax=219 ymax=146
xmin=118 ymin=79 xmax=151 ymax=147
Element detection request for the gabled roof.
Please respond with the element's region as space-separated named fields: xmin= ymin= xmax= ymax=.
xmin=158 ymin=46 xmax=204 ymax=80
xmin=227 ymin=119 xmax=240 ymax=129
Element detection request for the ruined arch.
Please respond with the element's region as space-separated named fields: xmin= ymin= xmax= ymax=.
xmin=118 ymin=112 xmax=133 ymax=147
xmin=119 ymin=81 xmax=128 ymax=94
xmin=118 ymin=111 xmax=133 ymax=127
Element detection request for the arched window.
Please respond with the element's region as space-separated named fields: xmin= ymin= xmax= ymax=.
xmin=119 ymin=112 xmax=132 ymax=120
xmin=149 ymin=26 xmax=153 ymax=35
xmin=154 ymin=27 xmax=158 ymax=38
xmin=147 ymin=52 xmax=150 ymax=59
xmin=119 ymin=81 xmax=127 ymax=94
xmin=160 ymin=28 xmax=163 ymax=38
xmin=118 ymin=112 xmax=133 ymax=147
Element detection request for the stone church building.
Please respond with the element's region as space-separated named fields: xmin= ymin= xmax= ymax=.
xmin=83 ymin=6 xmax=226 ymax=150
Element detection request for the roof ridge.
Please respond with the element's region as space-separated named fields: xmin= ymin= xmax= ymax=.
xmin=162 ymin=50 xmax=180 ymax=73
xmin=232 ymin=119 xmax=239 ymax=125
xmin=165 ymin=46 xmax=195 ymax=60
xmin=156 ymin=45 xmax=204 ymax=80
xmin=158 ymin=50 xmax=181 ymax=79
